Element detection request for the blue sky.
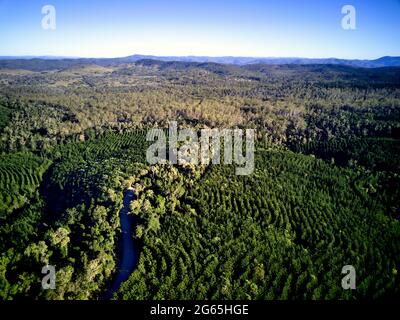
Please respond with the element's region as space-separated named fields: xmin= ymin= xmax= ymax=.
xmin=0 ymin=0 xmax=399 ymax=59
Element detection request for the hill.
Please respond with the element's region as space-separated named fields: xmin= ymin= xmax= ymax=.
xmin=1 ymin=55 xmax=400 ymax=71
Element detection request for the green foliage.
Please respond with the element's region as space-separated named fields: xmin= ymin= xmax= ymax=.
xmin=294 ymin=137 xmax=400 ymax=173
xmin=0 ymin=104 xmax=12 ymax=131
xmin=0 ymin=152 xmax=51 ymax=218
xmin=0 ymin=131 xmax=150 ymax=300
xmin=0 ymin=61 xmax=399 ymax=300
xmin=117 ymin=150 xmax=400 ymax=300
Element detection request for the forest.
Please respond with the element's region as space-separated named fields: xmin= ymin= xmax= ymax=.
xmin=0 ymin=59 xmax=399 ymax=300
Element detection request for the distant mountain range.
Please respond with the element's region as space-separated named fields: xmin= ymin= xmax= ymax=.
xmin=121 ymin=55 xmax=400 ymax=68
xmin=0 ymin=54 xmax=400 ymax=70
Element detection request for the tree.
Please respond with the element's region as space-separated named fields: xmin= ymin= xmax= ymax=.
xmin=47 ymin=227 xmax=70 ymax=257
xmin=24 ymin=241 xmax=50 ymax=264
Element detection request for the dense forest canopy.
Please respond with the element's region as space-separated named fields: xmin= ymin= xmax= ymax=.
xmin=0 ymin=59 xmax=399 ymax=300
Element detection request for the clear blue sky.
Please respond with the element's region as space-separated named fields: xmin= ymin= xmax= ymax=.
xmin=0 ymin=0 xmax=399 ymax=59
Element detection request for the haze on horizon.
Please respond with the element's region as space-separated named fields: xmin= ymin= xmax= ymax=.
xmin=0 ymin=0 xmax=399 ymax=60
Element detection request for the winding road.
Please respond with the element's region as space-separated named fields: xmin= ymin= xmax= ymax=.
xmin=102 ymin=189 xmax=138 ymax=300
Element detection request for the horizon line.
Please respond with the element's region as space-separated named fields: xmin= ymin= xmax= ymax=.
xmin=0 ymin=54 xmax=399 ymax=61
